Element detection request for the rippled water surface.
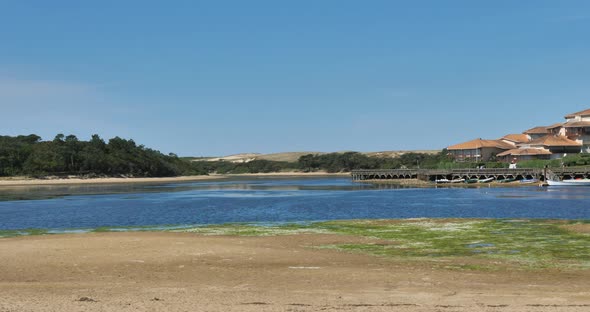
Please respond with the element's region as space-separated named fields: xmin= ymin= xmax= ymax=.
xmin=1 ymin=177 xmax=589 ymax=231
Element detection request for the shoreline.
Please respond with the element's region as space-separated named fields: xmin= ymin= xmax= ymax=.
xmin=1 ymin=222 xmax=589 ymax=311
xmin=0 ymin=172 xmax=350 ymax=187
xmin=3 ymin=217 xmax=589 ymax=238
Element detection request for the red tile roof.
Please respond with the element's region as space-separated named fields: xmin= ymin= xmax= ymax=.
xmin=523 ymin=126 xmax=548 ymax=134
xmin=527 ymin=135 xmax=581 ymax=147
xmin=562 ymin=121 xmax=590 ymax=128
xmin=565 ymin=108 xmax=590 ymax=119
xmin=497 ymin=148 xmax=552 ymax=157
xmin=546 ymin=123 xmax=564 ymax=129
xmin=500 ymin=134 xmax=530 ymax=143
xmin=448 ymin=138 xmax=515 ymax=151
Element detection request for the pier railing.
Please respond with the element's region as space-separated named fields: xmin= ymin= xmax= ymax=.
xmin=351 ymin=167 xmax=590 ymax=181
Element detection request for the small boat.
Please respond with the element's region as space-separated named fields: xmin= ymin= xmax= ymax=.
xmin=450 ymin=178 xmax=465 ymax=183
xmin=478 ymin=177 xmax=494 ymax=183
xmin=519 ymin=178 xmax=539 ymax=184
xmin=435 ymin=179 xmax=450 ymax=184
xmin=464 ymin=179 xmax=478 ymax=184
xmin=497 ymin=178 xmax=516 ymax=183
xmin=547 ymin=179 xmax=590 ymax=186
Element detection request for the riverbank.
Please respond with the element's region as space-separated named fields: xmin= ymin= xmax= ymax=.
xmin=1 ymin=221 xmax=589 ymax=312
xmin=0 ymin=172 xmax=350 ymax=187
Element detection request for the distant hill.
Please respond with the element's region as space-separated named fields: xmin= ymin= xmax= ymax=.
xmin=197 ymin=153 xmax=262 ymax=163
xmin=364 ymin=150 xmax=439 ymax=158
xmin=191 ymin=150 xmax=440 ymax=163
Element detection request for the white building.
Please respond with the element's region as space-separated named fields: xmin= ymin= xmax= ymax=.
xmin=551 ymin=109 xmax=590 ymax=153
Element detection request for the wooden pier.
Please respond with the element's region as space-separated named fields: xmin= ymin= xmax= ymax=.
xmin=351 ymin=167 xmax=590 ymax=182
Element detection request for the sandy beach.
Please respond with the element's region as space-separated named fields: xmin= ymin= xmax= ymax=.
xmin=0 ymin=172 xmax=350 ymax=187
xmin=1 ymin=232 xmax=589 ymax=312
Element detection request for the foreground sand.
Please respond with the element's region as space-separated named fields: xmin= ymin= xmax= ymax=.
xmin=1 ymin=232 xmax=589 ymax=311
xmin=0 ymin=172 xmax=349 ymax=187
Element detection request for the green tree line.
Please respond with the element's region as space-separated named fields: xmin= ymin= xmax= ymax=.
xmin=10 ymin=133 xmax=583 ymax=177
xmin=0 ymin=134 xmax=458 ymax=177
xmin=296 ymin=151 xmax=455 ymax=173
xmin=192 ymin=159 xmax=298 ymax=174
xmin=192 ymin=152 xmax=590 ymax=174
xmin=0 ymin=134 xmax=206 ymax=177
xmin=193 ymin=151 xmax=462 ymax=173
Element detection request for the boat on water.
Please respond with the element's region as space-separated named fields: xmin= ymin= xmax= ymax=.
xmin=436 ymin=178 xmax=469 ymax=184
xmin=497 ymin=178 xmax=516 ymax=183
xmin=547 ymin=179 xmax=590 ymax=186
xmin=519 ymin=178 xmax=539 ymax=184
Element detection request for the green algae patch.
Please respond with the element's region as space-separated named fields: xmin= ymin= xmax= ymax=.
xmin=178 ymin=219 xmax=590 ymax=270
xmin=3 ymin=219 xmax=590 ymax=270
xmin=310 ymin=219 xmax=590 ymax=270
xmin=0 ymin=228 xmax=51 ymax=238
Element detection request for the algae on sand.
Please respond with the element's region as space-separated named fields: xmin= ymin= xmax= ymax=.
xmin=3 ymin=219 xmax=589 ymax=270
xmin=178 ymin=219 xmax=590 ymax=270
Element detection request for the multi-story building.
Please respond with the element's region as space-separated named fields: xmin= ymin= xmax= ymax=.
xmin=447 ymin=138 xmax=515 ymax=162
xmin=448 ymin=108 xmax=589 ymax=162
xmin=499 ymin=134 xmax=530 ymax=145
xmin=515 ymin=135 xmax=581 ymax=159
xmin=497 ymin=148 xmax=552 ymax=162
xmin=523 ymin=126 xmax=549 ymax=140
xmin=549 ymin=109 xmax=590 ymax=153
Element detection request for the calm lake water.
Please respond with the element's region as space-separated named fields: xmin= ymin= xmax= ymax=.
xmin=0 ymin=177 xmax=589 ymax=231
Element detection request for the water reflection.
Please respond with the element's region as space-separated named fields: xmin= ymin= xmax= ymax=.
xmin=0 ymin=177 xmax=589 ymax=231
xmin=0 ymin=177 xmax=393 ymax=201
xmin=0 ymin=184 xmax=173 ymax=201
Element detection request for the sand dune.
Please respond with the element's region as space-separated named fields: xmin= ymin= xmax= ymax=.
xmin=193 ymin=150 xmax=440 ymax=163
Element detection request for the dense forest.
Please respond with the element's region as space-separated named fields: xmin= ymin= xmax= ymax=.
xmin=4 ymin=133 xmax=587 ymax=177
xmin=0 ymin=134 xmax=454 ymax=177
xmin=0 ymin=134 xmax=205 ymax=177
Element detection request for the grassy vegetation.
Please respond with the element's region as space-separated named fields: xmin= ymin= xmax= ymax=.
xmin=515 ymin=159 xmax=563 ymax=169
xmin=177 ymin=219 xmax=590 ymax=270
xmin=563 ymin=153 xmax=590 ymax=166
xmin=0 ymin=224 xmax=184 ymax=237
xmin=514 ymin=154 xmax=590 ymax=169
xmin=3 ymin=219 xmax=589 ymax=271
xmin=315 ymin=219 xmax=590 ymax=269
xmin=0 ymin=228 xmax=51 ymax=238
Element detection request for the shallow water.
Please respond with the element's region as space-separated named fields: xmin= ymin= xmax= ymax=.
xmin=0 ymin=177 xmax=589 ymax=231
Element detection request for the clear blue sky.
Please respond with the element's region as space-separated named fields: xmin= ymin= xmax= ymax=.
xmin=1 ymin=1 xmax=589 ymax=156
